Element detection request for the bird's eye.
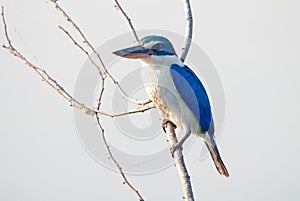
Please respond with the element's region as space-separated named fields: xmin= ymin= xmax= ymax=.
xmin=151 ymin=43 xmax=163 ymax=51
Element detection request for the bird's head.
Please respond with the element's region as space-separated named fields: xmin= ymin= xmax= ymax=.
xmin=113 ymin=35 xmax=177 ymax=63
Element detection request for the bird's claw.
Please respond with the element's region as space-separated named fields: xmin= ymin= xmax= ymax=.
xmin=170 ymin=143 xmax=183 ymax=158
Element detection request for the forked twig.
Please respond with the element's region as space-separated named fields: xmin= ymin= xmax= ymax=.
xmin=1 ymin=7 xmax=94 ymax=116
xmin=95 ymin=90 xmax=145 ymax=201
xmin=58 ymin=25 xmax=101 ymax=74
xmin=1 ymin=5 xmax=147 ymax=201
xmin=2 ymin=0 xmax=195 ymax=199
xmin=1 ymin=14 xmax=153 ymax=118
xmin=113 ymin=0 xmax=195 ymax=200
xmin=49 ymin=0 xmax=150 ymax=106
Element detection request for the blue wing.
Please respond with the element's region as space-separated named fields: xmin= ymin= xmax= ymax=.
xmin=170 ymin=64 xmax=214 ymax=134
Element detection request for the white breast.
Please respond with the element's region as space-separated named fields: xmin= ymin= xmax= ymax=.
xmin=140 ymin=55 xmax=202 ymax=135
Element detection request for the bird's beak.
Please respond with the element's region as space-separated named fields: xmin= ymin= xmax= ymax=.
xmin=113 ymin=45 xmax=151 ymax=59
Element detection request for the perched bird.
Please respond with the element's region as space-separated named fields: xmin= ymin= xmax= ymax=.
xmin=113 ymin=35 xmax=229 ymax=177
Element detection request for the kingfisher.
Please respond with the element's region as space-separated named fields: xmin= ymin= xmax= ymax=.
xmin=113 ymin=35 xmax=229 ymax=177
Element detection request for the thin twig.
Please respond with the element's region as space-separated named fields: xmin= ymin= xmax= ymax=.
xmin=49 ymin=0 xmax=150 ymax=106
xmin=162 ymin=0 xmax=195 ymax=200
xmin=112 ymin=0 xmax=196 ymax=200
xmin=94 ymin=116 xmax=145 ymax=201
xmin=3 ymin=0 xmax=196 ymax=200
xmin=58 ymin=24 xmax=151 ymax=107
xmin=112 ymin=0 xmax=139 ymax=43
xmin=48 ymin=0 xmax=102 ymax=77
xmin=99 ymin=105 xmax=155 ymax=118
xmin=95 ymin=82 xmax=145 ymax=201
xmin=58 ymin=25 xmax=103 ymax=76
xmin=1 ymin=6 xmax=94 ymax=116
xmin=180 ymin=0 xmax=193 ymax=62
xmin=2 ymin=5 xmax=146 ymax=201
xmin=1 ymin=7 xmax=154 ymax=119
xmin=164 ymin=122 xmax=194 ymax=201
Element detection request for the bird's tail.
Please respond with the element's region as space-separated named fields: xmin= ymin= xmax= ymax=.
xmin=204 ymin=135 xmax=230 ymax=177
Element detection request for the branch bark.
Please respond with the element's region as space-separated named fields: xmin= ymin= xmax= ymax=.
xmin=113 ymin=0 xmax=139 ymax=43
xmin=112 ymin=0 xmax=196 ymax=200
xmin=180 ymin=0 xmax=193 ymax=62
xmin=164 ymin=122 xmax=195 ymax=201
xmin=95 ymin=117 xmax=145 ymax=201
xmin=164 ymin=0 xmax=195 ymax=200
xmin=1 ymin=16 xmax=153 ymax=118
xmin=1 ymin=5 xmax=146 ymax=201
xmin=95 ymin=87 xmax=145 ymax=201
xmin=2 ymin=0 xmax=196 ymax=200
xmin=49 ymin=0 xmax=149 ymax=106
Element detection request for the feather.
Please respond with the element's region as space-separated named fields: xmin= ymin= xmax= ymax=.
xmin=170 ymin=64 xmax=214 ymax=133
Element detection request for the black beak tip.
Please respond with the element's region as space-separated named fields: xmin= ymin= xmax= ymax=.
xmin=113 ymin=50 xmax=125 ymax=57
xmin=113 ymin=45 xmax=149 ymax=59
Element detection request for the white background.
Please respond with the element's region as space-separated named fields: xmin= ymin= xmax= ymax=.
xmin=0 ymin=0 xmax=299 ymax=200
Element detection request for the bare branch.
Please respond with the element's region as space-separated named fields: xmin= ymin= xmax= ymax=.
xmin=48 ymin=0 xmax=103 ymax=77
xmin=158 ymin=1 xmax=194 ymax=199
xmin=164 ymin=122 xmax=195 ymax=201
xmin=58 ymin=26 xmax=152 ymax=105
xmin=111 ymin=1 xmax=195 ymax=200
xmin=2 ymin=0 xmax=195 ymax=200
xmin=1 ymin=7 xmax=153 ymax=119
xmin=95 ymin=81 xmax=145 ymax=201
xmin=99 ymin=104 xmax=155 ymax=118
xmin=49 ymin=0 xmax=149 ymax=106
xmin=58 ymin=24 xmax=151 ymax=107
xmin=112 ymin=0 xmax=139 ymax=43
xmin=58 ymin=25 xmax=102 ymax=74
xmin=95 ymin=117 xmax=145 ymax=201
xmin=180 ymin=0 xmax=193 ymax=62
xmin=1 ymin=6 xmax=95 ymax=116
xmin=2 ymin=6 xmax=148 ymax=200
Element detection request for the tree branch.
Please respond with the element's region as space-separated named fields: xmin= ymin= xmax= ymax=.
xmin=49 ymin=0 xmax=150 ymax=106
xmin=112 ymin=0 xmax=139 ymax=43
xmin=180 ymin=0 xmax=193 ymax=62
xmin=100 ymin=105 xmax=155 ymax=118
xmin=111 ymin=0 xmax=196 ymax=200
xmin=1 ymin=9 xmax=153 ymax=118
xmin=57 ymin=24 xmax=151 ymax=107
xmin=1 ymin=6 xmax=95 ymax=116
xmin=2 ymin=0 xmax=196 ymax=199
xmin=164 ymin=122 xmax=195 ymax=201
xmin=95 ymin=89 xmax=145 ymax=201
xmin=2 ymin=6 xmax=149 ymax=200
xmin=58 ymin=25 xmax=101 ymax=74
xmin=163 ymin=0 xmax=195 ymax=200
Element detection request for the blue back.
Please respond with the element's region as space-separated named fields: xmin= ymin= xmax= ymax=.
xmin=170 ymin=64 xmax=214 ymax=134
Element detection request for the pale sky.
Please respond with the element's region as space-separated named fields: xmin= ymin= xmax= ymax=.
xmin=0 ymin=0 xmax=299 ymax=201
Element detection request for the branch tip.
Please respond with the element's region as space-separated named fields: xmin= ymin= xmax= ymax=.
xmin=113 ymin=0 xmax=139 ymax=42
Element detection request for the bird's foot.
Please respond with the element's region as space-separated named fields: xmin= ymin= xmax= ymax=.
xmin=162 ymin=119 xmax=177 ymax=133
xmin=170 ymin=133 xmax=191 ymax=157
xmin=170 ymin=143 xmax=183 ymax=158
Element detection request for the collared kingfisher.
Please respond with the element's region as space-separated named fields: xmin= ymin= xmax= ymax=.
xmin=113 ymin=35 xmax=229 ymax=177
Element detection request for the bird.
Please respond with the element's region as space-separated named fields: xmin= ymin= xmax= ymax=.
xmin=113 ymin=35 xmax=229 ymax=177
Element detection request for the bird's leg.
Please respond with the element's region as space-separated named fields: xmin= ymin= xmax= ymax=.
xmin=162 ymin=119 xmax=177 ymax=133
xmin=162 ymin=119 xmax=189 ymax=157
xmin=170 ymin=131 xmax=191 ymax=158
